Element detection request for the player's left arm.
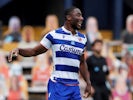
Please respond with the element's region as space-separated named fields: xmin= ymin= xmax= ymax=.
xmin=80 ymin=54 xmax=91 ymax=98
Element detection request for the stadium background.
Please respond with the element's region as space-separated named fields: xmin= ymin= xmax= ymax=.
xmin=0 ymin=0 xmax=133 ymax=100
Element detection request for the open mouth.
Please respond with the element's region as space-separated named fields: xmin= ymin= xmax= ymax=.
xmin=78 ymin=21 xmax=82 ymax=27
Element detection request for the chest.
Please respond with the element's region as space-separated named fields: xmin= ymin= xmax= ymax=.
xmin=52 ymin=34 xmax=85 ymax=55
xmin=90 ymin=57 xmax=108 ymax=73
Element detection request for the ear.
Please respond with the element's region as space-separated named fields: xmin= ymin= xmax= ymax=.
xmin=66 ymin=15 xmax=71 ymax=21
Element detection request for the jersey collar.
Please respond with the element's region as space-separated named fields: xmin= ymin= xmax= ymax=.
xmin=62 ymin=26 xmax=79 ymax=36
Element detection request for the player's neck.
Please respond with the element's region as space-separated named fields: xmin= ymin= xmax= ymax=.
xmin=64 ymin=23 xmax=76 ymax=35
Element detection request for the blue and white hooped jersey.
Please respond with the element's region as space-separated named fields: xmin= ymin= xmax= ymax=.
xmin=40 ymin=26 xmax=87 ymax=84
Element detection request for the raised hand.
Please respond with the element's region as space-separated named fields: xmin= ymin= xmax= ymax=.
xmin=8 ymin=48 xmax=19 ymax=62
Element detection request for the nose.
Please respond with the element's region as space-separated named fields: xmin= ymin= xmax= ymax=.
xmin=80 ymin=16 xmax=84 ymax=21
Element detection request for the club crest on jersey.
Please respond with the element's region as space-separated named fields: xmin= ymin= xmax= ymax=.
xmin=71 ymin=41 xmax=75 ymax=45
xmin=78 ymin=37 xmax=82 ymax=41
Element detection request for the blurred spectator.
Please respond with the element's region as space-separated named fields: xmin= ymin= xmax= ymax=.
xmin=0 ymin=75 xmax=8 ymax=100
xmin=18 ymin=25 xmax=37 ymax=67
xmin=41 ymin=14 xmax=59 ymax=37
xmin=31 ymin=52 xmax=52 ymax=100
xmin=4 ymin=16 xmax=21 ymax=43
xmin=86 ymin=39 xmax=110 ymax=100
xmin=7 ymin=75 xmax=23 ymax=100
xmin=121 ymin=14 xmax=133 ymax=44
xmin=102 ymin=42 xmax=122 ymax=71
xmin=121 ymin=14 xmax=133 ymax=55
xmin=102 ymin=43 xmax=119 ymax=88
xmin=9 ymin=57 xmax=28 ymax=100
xmin=0 ymin=51 xmax=9 ymax=79
xmin=121 ymin=51 xmax=133 ymax=92
xmin=112 ymin=67 xmax=132 ymax=100
xmin=18 ymin=75 xmax=29 ymax=100
xmin=9 ymin=57 xmax=22 ymax=77
xmin=0 ymin=50 xmax=9 ymax=99
xmin=85 ymin=17 xmax=102 ymax=51
xmin=102 ymin=43 xmax=114 ymax=69
xmin=31 ymin=51 xmax=52 ymax=87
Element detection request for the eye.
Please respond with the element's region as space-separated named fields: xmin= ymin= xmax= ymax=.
xmin=77 ymin=13 xmax=83 ymax=18
xmin=76 ymin=14 xmax=80 ymax=18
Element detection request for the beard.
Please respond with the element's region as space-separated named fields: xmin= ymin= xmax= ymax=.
xmin=71 ymin=21 xmax=81 ymax=30
xmin=94 ymin=50 xmax=101 ymax=54
xmin=71 ymin=24 xmax=79 ymax=30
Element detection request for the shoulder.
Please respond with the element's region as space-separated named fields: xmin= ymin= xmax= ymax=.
xmin=46 ymin=27 xmax=67 ymax=36
xmin=77 ymin=32 xmax=86 ymax=38
xmin=46 ymin=30 xmax=56 ymax=36
xmin=43 ymin=30 xmax=57 ymax=40
xmin=77 ymin=32 xmax=87 ymax=44
xmin=55 ymin=28 xmax=64 ymax=33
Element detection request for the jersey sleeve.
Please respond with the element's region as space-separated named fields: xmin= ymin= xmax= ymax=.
xmin=40 ymin=32 xmax=54 ymax=49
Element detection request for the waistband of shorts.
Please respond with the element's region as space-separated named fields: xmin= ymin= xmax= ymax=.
xmin=50 ymin=77 xmax=79 ymax=86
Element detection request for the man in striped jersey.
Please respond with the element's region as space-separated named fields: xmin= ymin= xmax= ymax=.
xmin=8 ymin=7 xmax=91 ymax=100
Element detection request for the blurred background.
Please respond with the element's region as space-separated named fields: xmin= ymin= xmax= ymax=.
xmin=0 ymin=0 xmax=133 ymax=100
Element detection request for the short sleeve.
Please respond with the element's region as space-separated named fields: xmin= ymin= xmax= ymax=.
xmin=40 ymin=32 xmax=53 ymax=49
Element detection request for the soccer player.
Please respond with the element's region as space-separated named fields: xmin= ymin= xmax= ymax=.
xmin=8 ymin=7 xmax=91 ymax=100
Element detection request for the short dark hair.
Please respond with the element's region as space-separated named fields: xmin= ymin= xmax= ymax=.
xmin=91 ymin=39 xmax=103 ymax=47
xmin=64 ymin=6 xmax=77 ymax=20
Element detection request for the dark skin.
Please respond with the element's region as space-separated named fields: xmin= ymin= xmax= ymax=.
xmin=64 ymin=8 xmax=84 ymax=34
xmin=80 ymin=54 xmax=91 ymax=97
xmin=8 ymin=8 xmax=91 ymax=98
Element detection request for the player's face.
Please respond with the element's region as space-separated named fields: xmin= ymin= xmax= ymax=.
xmin=70 ymin=8 xmax=84 ymax=30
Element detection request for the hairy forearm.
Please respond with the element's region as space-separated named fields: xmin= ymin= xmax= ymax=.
xmin=18 ymin=48 xmax=36 ymax=57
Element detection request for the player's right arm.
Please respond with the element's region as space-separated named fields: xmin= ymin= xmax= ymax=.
xmin=8 ymin=31 xmax=53 ymax=62
xmin=8 ymin=44 xmax=48 ymax=62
